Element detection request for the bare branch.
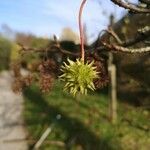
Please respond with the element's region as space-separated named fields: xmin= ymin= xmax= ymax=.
xmin=17 ymin=42 xmax=79 ymax=57
xmin=139 ymin=0 xmax=150 ymax=5
xmin=101 ymin=41 xmax=150 ymax=53
xmin=111 ymin=0 xmax=150 ymax=13
xmin=52 ymin=44 xmax=80 ymax=56
xmin=107 ymin=28 xmax=123 ymax=44
xmin=17 ymin=43 xmax=45 ymax=53
xmin=94 ymin=25 xmax=150 ymax=54
xmin=103 ymin=26 xmax=150 ymax=46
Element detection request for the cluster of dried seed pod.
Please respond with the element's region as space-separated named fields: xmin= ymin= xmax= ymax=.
xmin=23 ymin=74 xmax=33 ymax=86
xmin=87 ymin=53 xmax=109 ymax=89
xmin=39 ymin=74 xmax=54 ymax=93
xmin=38 ymin=59 xmax=56 ymax=93
xmin=12 ymin=74 xmax=33 ymax=93
xmin=11 ymin=62 xmax=33 ymax=93
xmin=11 ymin=59 xmax=57 ymax=94
xmin=11 ymin=52 xmax=109 ymax=95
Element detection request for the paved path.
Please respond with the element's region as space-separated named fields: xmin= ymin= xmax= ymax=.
xmin=0 ymin=71 xmax=28 ymax=150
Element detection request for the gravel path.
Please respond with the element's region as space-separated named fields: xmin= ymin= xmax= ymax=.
xmin=0 ymin=71 xmax=28 ymax=150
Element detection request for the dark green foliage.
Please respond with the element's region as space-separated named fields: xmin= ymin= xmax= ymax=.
xmin=23 ymin=82 xmax=149 ymax=150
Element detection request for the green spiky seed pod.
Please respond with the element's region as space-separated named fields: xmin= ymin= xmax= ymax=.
xmin=59 ymin=58 xmax=99 ymax=96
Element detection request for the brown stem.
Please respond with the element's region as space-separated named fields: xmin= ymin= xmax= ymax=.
xmin=79 ymin=0 xmax=87 ymax=62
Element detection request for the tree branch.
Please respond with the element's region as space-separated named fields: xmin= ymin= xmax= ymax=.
xmin=95 ymin=25 xmax=150 ymax=53
xmin=101 ymin=41 xmax=150 ymax=53
xmin=18 ymin=43 xmax=79 ymax=57
xmin=107 ymin=26 xmax=150 ymax=46
xmin=111 ymin=0 xmax=150 ymax=13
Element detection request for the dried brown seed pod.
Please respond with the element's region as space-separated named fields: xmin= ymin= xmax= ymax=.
xmin=39 ymin=74 xmax=54 ymax=93
xmin=38 ymin=59 xmax=57 ymax=74
xmin=87 ymin=53 xmax=109 ymax=89
xmin=93 ymin=60 xmax=109 ymax=89
xmin=38 ymin=59 xmax=56 ymax=93
xmin=23 ymin=74 xmax=33 ymax=86
xmin=11 ymin=62 xmax=21 ymax=77
xmin=12 ymin=77 xmax=24 ymax=93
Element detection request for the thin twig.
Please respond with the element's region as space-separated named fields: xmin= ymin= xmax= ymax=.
xmin=107 ymin=28 xmax=123 ymax=44
xmin=107 ymin=26 xmax=150 ymax=46
xmin=95 ymin=25 xmax=150 ymax=52
xmin=18 ymin=43 xmax=79 ymax=56
xmin=111 ymin=0 xmax=150 ymax=13
xmin=102 ymin=41 xmax=150 ymax=53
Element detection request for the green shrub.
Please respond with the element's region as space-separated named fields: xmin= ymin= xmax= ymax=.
xmin=0 ymin=36 xmax=12 ymax=71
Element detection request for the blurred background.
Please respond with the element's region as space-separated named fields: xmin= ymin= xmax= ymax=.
xmin=0 ymin=0 xmax=149 ymax=150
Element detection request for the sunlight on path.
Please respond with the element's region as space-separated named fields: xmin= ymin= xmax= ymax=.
xmin=0 ymin=71 xmax=28 ymax=150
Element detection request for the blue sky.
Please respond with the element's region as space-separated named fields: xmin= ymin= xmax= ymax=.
xmin=0 ymin=0 xmax=136 ymax=42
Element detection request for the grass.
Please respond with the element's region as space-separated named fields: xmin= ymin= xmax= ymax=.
xmin=23 ymin=81 xmax=150 ymax=150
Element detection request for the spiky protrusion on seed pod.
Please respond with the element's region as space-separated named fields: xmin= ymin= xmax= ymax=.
xmin=59 ymin=58 xmax=99 ymax=96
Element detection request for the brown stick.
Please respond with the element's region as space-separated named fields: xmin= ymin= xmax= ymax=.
xmin=3 ymin=139 xmax=65 ymax=147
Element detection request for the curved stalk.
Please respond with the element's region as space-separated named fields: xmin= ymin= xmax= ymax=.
xmin=79 ymin=0 xmax=87 ymax=62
